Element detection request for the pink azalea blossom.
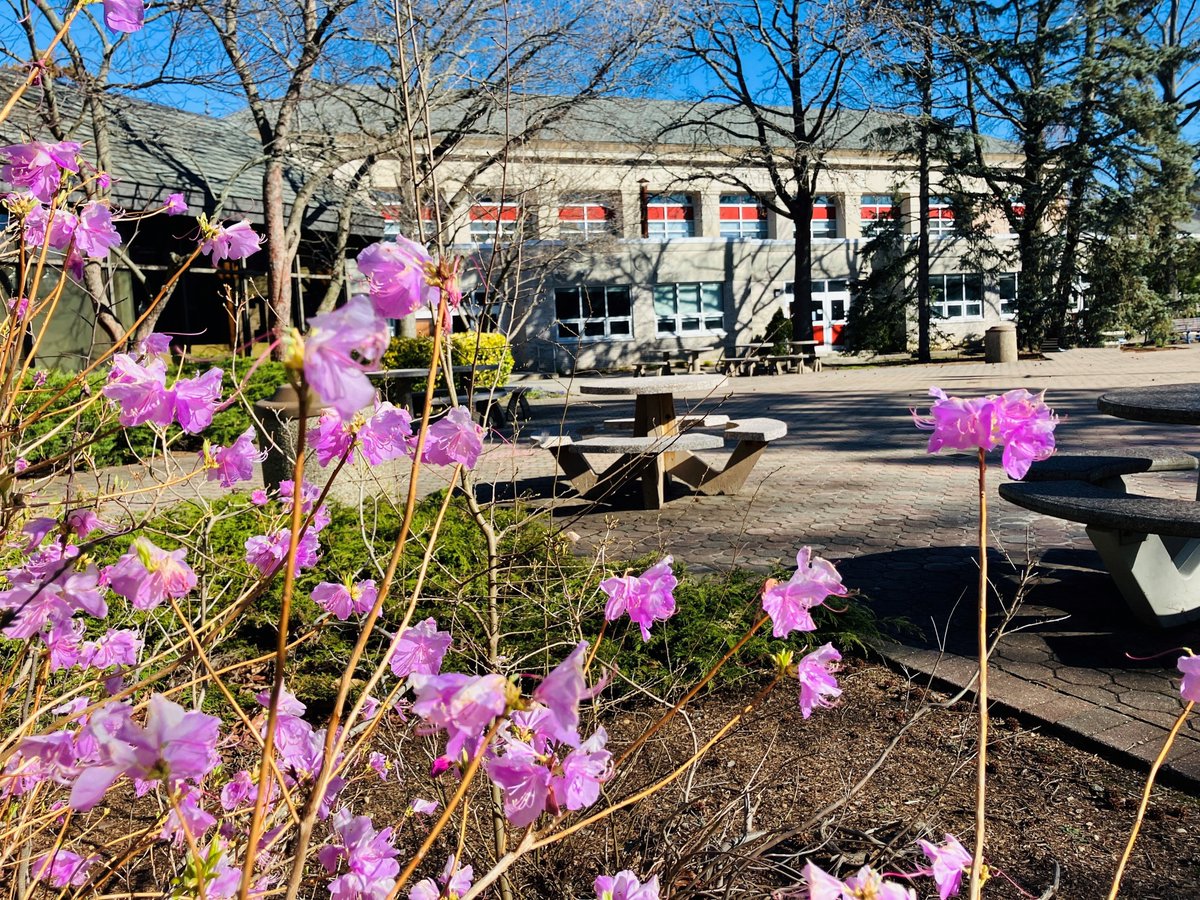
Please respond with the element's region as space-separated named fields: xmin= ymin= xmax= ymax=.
xmin=408 ymin=798 xmax=438 ymax=816
xmin=409 ymin=855 xmax=473 ymax=900
xmin=311 ymin=578 xmax=378 ymax=620
xmin=800 ymin=861 xmax=845 ymax=900
xmin=531 ymin=641 xmax=590 ymax=747
xmin=919 ymin=833 xmax=973 ymax=900
xmin=318 ymin=807 xmax=401 ymax=900
xmin=390 ymin=617 xmax=452 ymax=678
xmin=356 ymin=236 xmax=436 ymax=319
xmin=43 ymin=618 xmax=83 ymax=671
xmin=1179 ymin=654 xmax=1200 ymax=703
xmin=24 ymin=202 xmax=77 ymax=250
xmin=164 ymin=193 xmax=187 ymax=215
xmin=102 ymin=354 xmax=174 ymax=427
xmin=256 ymin=685 xmax=306 ymax=716
xmin=101 ymin=0 xmax=144 ymax=32
xmin=106 ymin=537 xmax=197 ymax=610
xmin=303 ymin=296 xmax=389 ymax=421
xmin=762 ymin=548 xmax=847 ymax=639
xmin=841 ymin=865 xmax=916 ymax=899
xmin=410 ymin=672 xmax=509 ymax=758
xmin=139 ymin=332 xmax=172 ymax=356
xmin=359 ymin=402 xmax=414 ymax=464
xmin=161 ymin=783 xmax=217 ymax=846
xmin=221 ymin=769 xmax=258 ymax=810
xmin=244 ymin=527 xmax=321 ymax=575
xmin=203 ymin=427 xmax=263 ymax=487
xmin=32 ymin=849 xmax=96 ymax=888
xmin=796 ymin=643 xmax=841 ymax=719
xmin=369 ymin=751 xmax=389 ymax=781
xmin=66 ymin=508 xmax=109 ymax=538
xmin=0 ymin=141 xmax=79 ymax=202
xmin=74 ymin=202 xmax=122 ymax=259
xmin=552 ymin=727 xmax=611 ymax=810
xmin=173 ymin=367 xmax=224 ymax=433
xmin=201 ymin=220 xmax=261 ymax=262
xmin=600 ymin=556 xmax=677 ymax=641
xmin=80 ymin=628 xmax=143 ymax=669
xmin=487 ymin=741 xmax=552 ymax=827
xmin=594 ymin=871 xmax=660 ymax=900
xmin=421 ymin=406 xmax=484 ymax=468
xmin=307 ymin=409 xmax=357 ymax=467
xmin=70 ymin=694 xmax=221 ymax=811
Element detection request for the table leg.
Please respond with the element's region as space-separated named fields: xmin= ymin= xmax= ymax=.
xmin=634 ymin=393 xmax=676 ymax=437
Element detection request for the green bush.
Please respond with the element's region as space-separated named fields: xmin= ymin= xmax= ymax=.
xmin=380 ymin=333 xmax=513 ymax=393
xmin=763 ymin=308 xmax=793 ymax=355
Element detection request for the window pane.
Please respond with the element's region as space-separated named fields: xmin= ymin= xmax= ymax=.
xmin=680 ymin=316 xmax=701 ymax=331
xmin=653 ymin=286 xmax=675 ymax=316
xmin=581 ymin=287 xmax=603 ymax=319
xmin=964 ymin=276 xmax=983 ymax=303
xmin=677 ymin=283 xmax=701 ymax=314
xmin=831 ymin=300 xmax=846 ymax=320
xmin=583 ymin=321 xmax=605 ymax=337
xmin=609 ymin=319 xmax=631 ymax=335
xmin=558 ymin=321 xmax=579 ymax=337
xmin=828 ymin=280 xmax=848 ymax=292
xmin=947 ymin=304 xmax=963 ymax=317
xmin=606 ymin=287 xmax=631 ymax=318
xmin=966 ymin=303 xmax=982 ymax=317
xmin=658 ymin=318 xmax=676 ymax=333
xmin=700 ymin=283 xmax=723 ymax=313
xmin=555 ymin=288 xmax=580 ymax=319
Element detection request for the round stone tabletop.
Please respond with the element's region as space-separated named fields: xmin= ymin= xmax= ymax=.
xmin=1097 ymin=383 xmax=1200 ymax=424
xmin=574 ymin=374 xmax=728 ymax=396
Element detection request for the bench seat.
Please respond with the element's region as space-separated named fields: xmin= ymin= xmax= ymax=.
xmin=1020 ymin=446 xmax=1197 ymax=484
xmin=999 ymin=479 xmax=1200 ymax=538
xmin=725 ymin=417 xmax=788 ymax=442
xmin=570 ymin=432 xmax=725 ymax=454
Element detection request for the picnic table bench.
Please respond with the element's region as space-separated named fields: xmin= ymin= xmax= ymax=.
xmin=1000 ymin=444 xmax=1200 ymax=627
xmin=1172 ymin=318 xmax=1200 ymax=343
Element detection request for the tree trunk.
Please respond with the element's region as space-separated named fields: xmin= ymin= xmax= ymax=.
xmin=83 ymin=261 xmax=125 ymax=346
xmin=264 ymin=156 xmax=292 ymax=353
xmin=790 ymin=195 xmax=815 ymax=342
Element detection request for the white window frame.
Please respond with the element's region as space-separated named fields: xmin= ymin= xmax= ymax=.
xmin=554 ymin=285 xmax=633 ymax=342
xmin=811 ymin=195 xmax=838 ymax=238
xmin=654 ymin=282 xmax=726 ymax=336
xmin=719 ymin=194 xmax=767 ymax=239
xmin=860 ymin=194 xmax=896 ymax=234
xmin=928 ymin=196 xmax=956 ymax=236
xmin=930 ymin=273 xmax=984 ymax=321
xmin=469 ymin=199 xmax=520 ymax=243
xmin=558 ymin=200 xmax=614 ymax=239
xmin=998 ymin=272 xmax=1018 ymax=320
xmin=646 ymin=193 xmax=695 ymax=240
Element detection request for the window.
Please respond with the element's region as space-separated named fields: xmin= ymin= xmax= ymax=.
xmin=654 ymin=283 xmax=724 ymax=335
xmin=559 ymin=200 xmax=614 ymax=239
xmin=470 ymin=198 xmax=520 ymax=243
xmin=719 ymin=194 xmax=766 ymax=238
xmin=554 ymin=285 xmax=632 ymax=340
xmin=646 ymin=193 xmax=695 ymax=239
xmin=453 ymin=288 xmax=504 ymax=333
xmin=928 ymin=196 xmax=956 ymax=235
xmin=860 ymin=194 xmax=896 ymax=233
xmin=929 ymin=274 xmax=983 ymax=320
xmin=811 ymin=196 xmax=838 ymax=238
xmin=1008 ymin=199 xmax=1025 ymax=231
xmin=999 ymin=273 xmax=1018 ymax=319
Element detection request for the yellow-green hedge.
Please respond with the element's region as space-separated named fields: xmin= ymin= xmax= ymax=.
xmin=380 ymin=333 xmax=514 ymax=391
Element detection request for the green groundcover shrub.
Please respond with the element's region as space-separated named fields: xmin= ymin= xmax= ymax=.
xmin=126 ymin=492 xmax=892 ymax=715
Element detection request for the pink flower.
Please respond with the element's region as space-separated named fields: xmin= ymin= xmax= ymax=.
xmin=594 ymin=871 xmax=660 ymax=900
xmin=552 ymin=727 xmax=611 ymax=810
xmin=32 ymin=849 xmax=96 ymax=888
xmin=369 ymin=751 xmax=389 ymax=781
xmin=102 ymin=354 xmax=174 ymax=427
xmin=356 ymin=236 xmax=435 ymax=319
xmin=408 ymin=798 xmax=438 ymax=816
xmin=70 ymin=694 xmax=221 ymax=811
xmin=422 ymin=406 xmax=484 ymax=468
xmin=164 ymin=193 xmax=187 ymax=215
xmin=66 ymin=508 xmax=108 ymax=538
xmin=201 ymin=219 xmax=261 ymax=262
xmin=600 ymin=556 xmax=677 ymax=641
xmin=101 ymin=0 xmax=144 ymax=32
xmin=311 ymin=578 xmax=378 ymax=620
xmin=0 ymin=142 xmax=79 ymax=202
xmin=307 ymin=409 xmax=357 ymax=466
xmin=531 ymin=641 xmax=589 ymax=747
xmin=800 ymin=861 xmax=845 ymax=900
xmin=80 ymin=628 xmax=143 ymax=669
xmin=762 ymin=548 xmax=847 ymax=638
xmin=244 ymin=527 xmax=321 ymax=575
xmin=795 ymin=643 xmax=841 ymax=719
xmin=842 ymin=865 xmax=915 ymax=899
xmin=410 ymin=856 xmax=473 ymax=900
xmin=1179 ymin=654 xmax=1200 ymax=703
xmin=220 ymin=769 xmax=257 ymax=810
xmin=914 ymin=386 xmax=1057 ymax=480
xmin=487 ymin=743 xmax=552 ymax=826
xmin=161 ymin=783 xmax=216 ymax=846
xmin=318 ymin=807 xmax=401 ymax=900
xmin=303 ymin=296 xmax=390 ymax=421
xmin=173 ymin=367 xmax=224 ymax=433
xmin=139 ymin=332 xmax=172 ymax=356
xmin=390 ymin=617 xmax=452 ymax=678
xmin=106 ymin=537 xmax=197 ymax=610
xmin=410 ymin=672 xmax=508 ymax=758
xmin=74 ymin=202 xmax=122 ymax=259
xmin=24 ymin=202 xmax=77 ymax=250
xmin=203 ymin=427 xmax=263 ymax=487
xmin=918 ymin=833 xmax=973 ymax=900
xmin=359 ymin=402 xmax=414 ymax=464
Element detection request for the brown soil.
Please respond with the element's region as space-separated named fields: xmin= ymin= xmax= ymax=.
xmin=360 ymin=660 xmax=1200 ymax=899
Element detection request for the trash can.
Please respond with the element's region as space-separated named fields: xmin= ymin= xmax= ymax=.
xmin=984 ymin=322 xmax=1018 ymax=364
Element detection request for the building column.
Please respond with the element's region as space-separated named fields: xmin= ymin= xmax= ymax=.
xmin=841 ymin=193 xmax=862 ymax=240
xmin=620 ymin=186 xmax=643 ymax=239
xmin=696 ymin=190 xmax=721 ymax=238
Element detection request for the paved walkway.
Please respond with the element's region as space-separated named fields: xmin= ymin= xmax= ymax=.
xmin=47 ymin=346 xmax=1200 ymax=786
xmin=501 ymin=347 xmax=1200 ymax=787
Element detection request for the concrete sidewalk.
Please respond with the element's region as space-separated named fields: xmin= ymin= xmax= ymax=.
xmin=503 ymin=346 xmax=1200 ymax=787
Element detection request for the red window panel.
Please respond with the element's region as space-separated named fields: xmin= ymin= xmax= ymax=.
xmin=647 ymin=206 xmax=694 ymax=221
xmin=558 ymin=204 xmax=611 ymax=222
xmin=719 ymin=205 xmax=764 ymax=221
xmin=470 ymin=204 xmax=519 ymax=222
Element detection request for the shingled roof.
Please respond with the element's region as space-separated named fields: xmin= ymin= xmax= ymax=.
xmin=0 ymin=71 xmax=382 ymax=237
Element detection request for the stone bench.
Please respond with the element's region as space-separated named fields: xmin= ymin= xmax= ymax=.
xmin=999 ymin=475 xmax=1200 ymax=627
xmin=1020 ymin=446 xmax=1197 ymax=489
xmin=725 ymin=417 xmax=788 ymax=442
